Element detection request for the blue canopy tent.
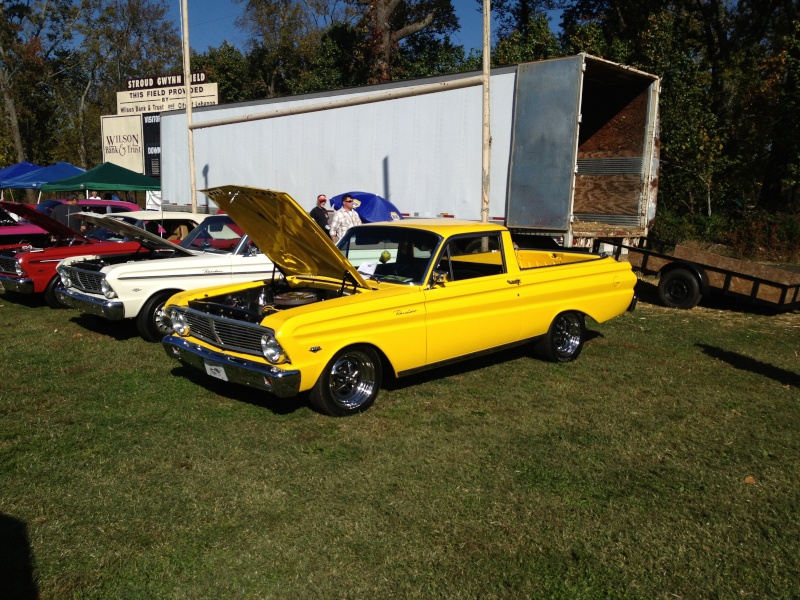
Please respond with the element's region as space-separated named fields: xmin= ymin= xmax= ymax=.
xmin=0 ymin=161 xmax=41 ymax=186
xmin=329 ymin=192 xmax=403 ymax=223
xmin=2 ymin=162 xmax=84 ymax=190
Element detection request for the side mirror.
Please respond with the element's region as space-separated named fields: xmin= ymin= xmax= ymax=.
xmin=430 ymin=270 xmax=448 ymax=288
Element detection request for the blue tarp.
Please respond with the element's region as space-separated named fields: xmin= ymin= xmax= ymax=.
xmin=2 ymin=162 xmax=84 ymax=189
xmin=0 ymin=161 xmax=41 ymax=186
xmin=329 ymin=191 xmax=403 ymax=223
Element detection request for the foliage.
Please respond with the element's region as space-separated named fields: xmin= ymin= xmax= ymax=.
xmin=492 ymin=13 xmax=560 ymax=65
xmin=352 ymin=0 xmax=459 ymax=82
xmin=191 ymin=42 xmax=251 ymax=104
xmin=287 ymin=22 xmax=370 ymax=94
xmin=0 ymin=0 xmax=81 ymax=164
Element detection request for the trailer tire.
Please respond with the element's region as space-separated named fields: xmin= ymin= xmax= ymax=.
xmin=658 ymin=268 xmax=701 ymax=309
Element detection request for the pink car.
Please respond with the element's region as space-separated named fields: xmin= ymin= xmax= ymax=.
xmin=0 ymin=199 xmax=139 ymax=246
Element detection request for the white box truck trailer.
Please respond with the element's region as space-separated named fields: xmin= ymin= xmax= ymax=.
xmin=159 ymin=53 xmax=660 ymax=247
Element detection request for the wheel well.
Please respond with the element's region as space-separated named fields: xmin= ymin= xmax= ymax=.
xmin=147 ymin=289 xmax=181 ymax=303
xmin=336 ymin=343 xmax=394 ymax=379
xmin=659 ymin=262 xmax=709 ymax=293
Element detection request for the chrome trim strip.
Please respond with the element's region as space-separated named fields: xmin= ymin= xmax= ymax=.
xmin=116 ymin=269 xmax=271 ymax=281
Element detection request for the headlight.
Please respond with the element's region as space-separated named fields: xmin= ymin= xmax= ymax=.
xmin=100 ymin=279 xmax=117 ymax=299
xmin=57 ymin=267 xmax=72 ymax=288
xmin=15 ymin=261 xmax=25 ymax=277
xmin=260 ymin=334 xmax=287 ymax=364
xmin=168 ymin=308 xmax=190 ymax=336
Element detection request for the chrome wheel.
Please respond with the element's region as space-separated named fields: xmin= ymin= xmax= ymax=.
xmin=552 ymin=312 xmax=583 ymax=359
xmin=537 ymin=311 xmax=585 ymax=363
xmin=310 ymin=346 xmax=382 ymax=416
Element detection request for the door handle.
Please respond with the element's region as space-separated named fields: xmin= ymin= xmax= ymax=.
xmin=507 ymin=279 xmax=521 ymax=285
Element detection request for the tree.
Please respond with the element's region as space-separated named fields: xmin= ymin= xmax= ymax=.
xmin=287 ymin=22 xmax=370 ymax=93
xmin=0 ymin=0 xmax=81 ymax=166
xmin=492 ymin=13 xmax=560 ymax=65
xmin=192 ymin=42 xmax=252 ymax=104
xmin=234 ymin=0 xmax=358 ymax=97
xmin=59 ymin=0 xmax=181 ymax=167
xmin=490 ymin=0 xmax=556 ymax=43
xmin=353 ymin=0 xmax=459 ymax=83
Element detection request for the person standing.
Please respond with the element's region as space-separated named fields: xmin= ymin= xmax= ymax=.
xmin=51 ymin=196 xmax=84 ymax=232
xmin=310 ymin=194 xmax=330 ymax=232
xmin=329 ymin=194 xmax=362 ymax=243
xmin=88 ymin=190 xmax=101 ymax=200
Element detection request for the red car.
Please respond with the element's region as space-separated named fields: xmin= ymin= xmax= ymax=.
xmin=0 ymin=200 xmax=150 ymax=307
xmin=0 ymin=198 xmax=139 ymax=246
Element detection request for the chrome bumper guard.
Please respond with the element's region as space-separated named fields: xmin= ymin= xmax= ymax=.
xmin=57 ymin=287 xmax=125 ymax=320
xmin=0 ymin=275 xmax=33 ymax=294
xmin=162 ymin=335 xmax=301 ymax=398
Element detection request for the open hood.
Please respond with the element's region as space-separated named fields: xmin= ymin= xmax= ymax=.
xmin=78 ymin=212 xmax=196 ymax=255
xmin=203 ymin=185 xmax=370 ymax=289
xmin=0 ymin=200 xmax=88 ymax=241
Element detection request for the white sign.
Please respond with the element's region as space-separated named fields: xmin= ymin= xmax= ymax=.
xmin=116 ymin=83 xmax=219 ymax=115
xmin=101 ymin=114 xmax=145 ymax=172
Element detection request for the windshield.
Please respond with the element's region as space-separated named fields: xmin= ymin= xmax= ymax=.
xmin=84 ymin=216 xmax=139 ymax=242
xmin=179 ymin=215 xmax=245 ymax=253
xmin=337 ymin=226 xmax=441 ymax=285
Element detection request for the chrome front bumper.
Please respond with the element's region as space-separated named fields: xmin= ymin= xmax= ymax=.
xmin=162 ymin=335 xmax=302 ymax=399
xmin=56 ymin=287 xmax=125 ymax=320
xmin=0 ymin=275 xmax=33 ymax=294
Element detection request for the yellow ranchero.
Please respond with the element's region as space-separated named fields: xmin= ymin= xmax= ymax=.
xmin=163 ymin=185 xmax=637 ymax=416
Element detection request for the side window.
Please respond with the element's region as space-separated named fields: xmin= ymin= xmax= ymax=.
xmin=435 ymin=234 xmax=505 ymax=281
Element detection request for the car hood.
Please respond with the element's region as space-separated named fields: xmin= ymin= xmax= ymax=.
xmin=203 ymin=185 xmax=370 ymax=289
xmin=79 ymin=212 xmax=196 ymax=256
xmin=0 ymin=200 xmax=86 ymax=241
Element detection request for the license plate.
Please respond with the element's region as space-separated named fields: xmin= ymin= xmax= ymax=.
xmin=204 ymin=361 xmax=228 ymax=381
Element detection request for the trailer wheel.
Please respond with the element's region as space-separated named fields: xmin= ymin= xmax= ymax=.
xmin=536 ymin=311 xmax=585 ymax=363
xmin=658 ymin=268 xmax=701 ymax=309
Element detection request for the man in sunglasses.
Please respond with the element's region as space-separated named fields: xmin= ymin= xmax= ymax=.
xmin=329 ymin=193 xmax=362 ymax=243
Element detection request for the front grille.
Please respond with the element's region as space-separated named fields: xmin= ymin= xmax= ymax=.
xmin=180 ymin=308 xmax=267 ymax=356
xmin=62 ymin=266 xmax=104 ymax=294
xmin=0 ymin=255 xmax=17 ymax=274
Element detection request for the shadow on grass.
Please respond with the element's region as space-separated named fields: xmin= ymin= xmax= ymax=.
xmin=697 ymin=344 xmax=800 ymax=389
xmin=383 ymin=329 xmax=603 ymax=392
xmin=163 ymin=329 xmax=605 ymax=415
xmin=67 ymin=313 xmax=140 ymax=341
xmin=168 ymin=365 xmax=304 ymax=415
xmin=0 ymin=513 xmax=38 ymax=600
xmin=0 ymin=290 xmax=46 ymax=309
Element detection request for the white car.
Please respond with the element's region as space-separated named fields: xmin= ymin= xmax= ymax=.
xmin=56 ymin=213 xmax=275 ymax=341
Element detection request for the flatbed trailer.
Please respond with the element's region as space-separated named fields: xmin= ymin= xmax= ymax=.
xmin=598 ymin=238 xmax=800 ymax=311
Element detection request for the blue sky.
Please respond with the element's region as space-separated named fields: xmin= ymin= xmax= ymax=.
xmin=166 ymin=1 xmax=558 ymax=54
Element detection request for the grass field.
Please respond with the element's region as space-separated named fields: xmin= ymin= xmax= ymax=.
xmin=1 ymin=282 xmax=798 ymax=599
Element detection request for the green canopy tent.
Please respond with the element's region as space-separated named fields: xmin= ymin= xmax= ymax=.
xmin=40 ymin=162 xmax=160 ymax=192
